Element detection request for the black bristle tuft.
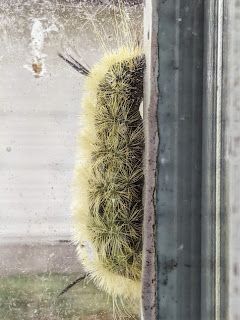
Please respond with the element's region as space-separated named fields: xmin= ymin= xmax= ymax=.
xmin=58 ymin=53 xmax=90 ymax=76
xmin=58 ymin=274 xmax=88 ymax=297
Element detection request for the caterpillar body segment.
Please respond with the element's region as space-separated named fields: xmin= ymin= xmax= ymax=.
xmin=71 ymin=45 xmax=145 ymax=312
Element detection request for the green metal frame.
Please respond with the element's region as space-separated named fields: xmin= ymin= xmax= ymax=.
xmin=156 ymin=0 xmax=203 ymax=319
xmin=142 ymin=0 xmax=228 ymax=319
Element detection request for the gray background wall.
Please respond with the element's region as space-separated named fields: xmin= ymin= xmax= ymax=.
xmin=0 ymin=1 xmax=142 ymax=276
xmin=0 ymin=1 xmax=142 ymax=244
xmin=0 ymin=1 xmax=103 ymax=243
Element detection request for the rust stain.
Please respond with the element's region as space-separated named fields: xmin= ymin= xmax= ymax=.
xmin=32 ymin=57 xmax=42 ymax=78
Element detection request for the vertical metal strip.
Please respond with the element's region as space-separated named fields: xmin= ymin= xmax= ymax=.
xmin=226 ymin=0 xmax=240 ymax=319
xmin=202 ymin=0 xmax=226 ymax=318
xmin=216 ymin=1 xmax=224 ymax=319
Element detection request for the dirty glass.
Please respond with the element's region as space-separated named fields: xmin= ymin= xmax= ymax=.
xmin=0 ymin=1 xmax=143 ymax=319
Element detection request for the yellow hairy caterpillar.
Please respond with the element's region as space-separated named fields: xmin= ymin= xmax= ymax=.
xmin=59 ymin=4 xmax=144 ymax=317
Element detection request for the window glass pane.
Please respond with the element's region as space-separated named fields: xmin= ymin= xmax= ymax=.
xmin=0 ymin=1 xmax=143 ymax=319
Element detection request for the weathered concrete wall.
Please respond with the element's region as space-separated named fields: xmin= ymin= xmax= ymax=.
xmin=0 ymin=1 xmax=142 ymax=244
xmin=0 ymin=242 xmax=83 ymax=275
xmin=0 ymin=1 xmax=101 ymax=243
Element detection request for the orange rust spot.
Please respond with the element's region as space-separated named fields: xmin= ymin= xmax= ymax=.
xmin=32 ymin=57 xmax=42 ymax=78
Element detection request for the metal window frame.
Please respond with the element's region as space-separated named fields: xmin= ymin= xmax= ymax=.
xmin=142 ymin=0 xmax=229 ymax=319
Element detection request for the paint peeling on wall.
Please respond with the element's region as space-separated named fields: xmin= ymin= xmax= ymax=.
xmin=30 ymin=19 xmax=45 ymax=77
xmin=24 ymin=19 xmax=59 ymax=78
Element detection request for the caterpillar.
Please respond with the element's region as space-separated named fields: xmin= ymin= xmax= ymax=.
xmin=59 ymin=5 xmax=145 ymax=318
